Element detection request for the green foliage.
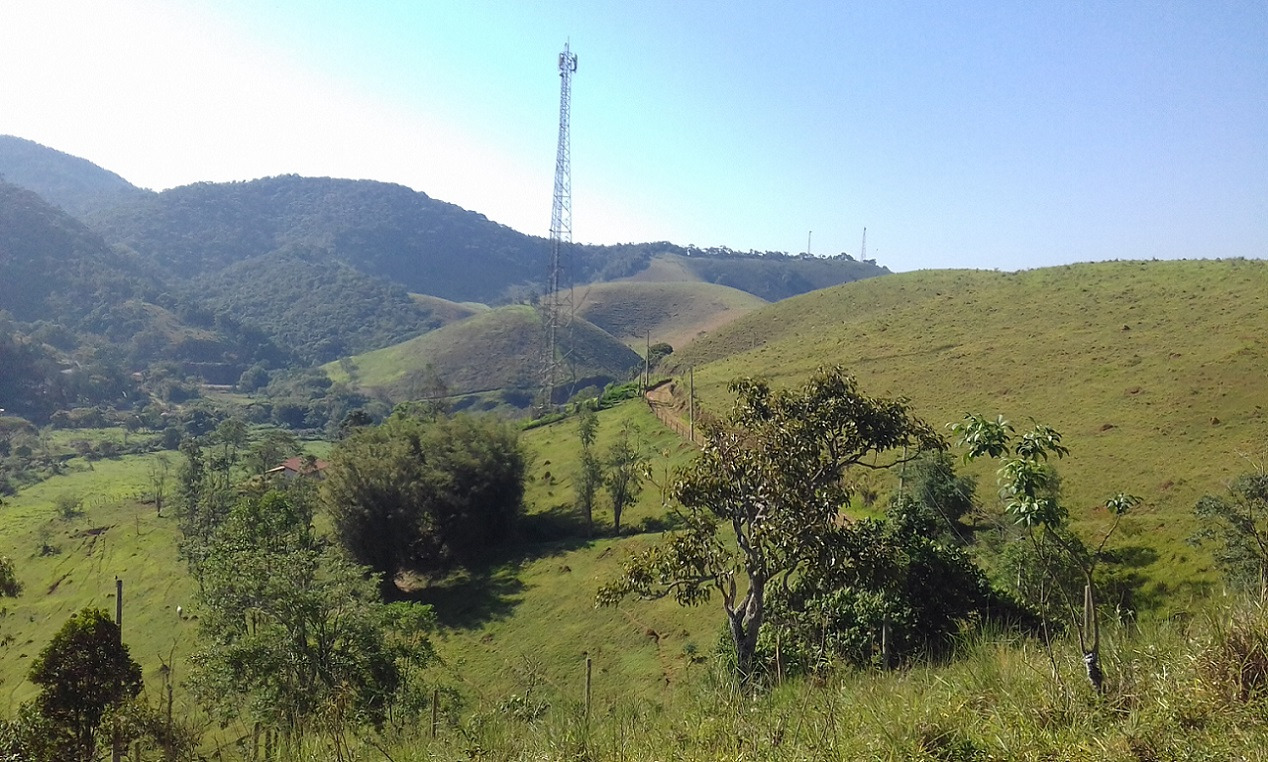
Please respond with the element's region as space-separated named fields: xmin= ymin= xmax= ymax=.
xmin=603 ymin=426 xmax=645 ymax=534
xmin=953 ymin=413 xmax=1140 ymax=692
xmin=26 ymin=607 xmax=142 ymax=762
xmin=904 ymin=449 xmax=978 ymax=540
xmin=600 ymin=366 xmax=943 ymax=682
xmin=1193 ymin=470 xmax=1268 ymax=596
xmin=574 ymin=410 xmax=602 ymax=533
xmin=765 ymin=496 xmax=1035 ymax=675
xmin=0 ymin=555 xmax=18 ymax=599
xmin=323 ymin=412 xmax=527 ymax=582
xmin=189 ymin=489 xmax=435 ymax=737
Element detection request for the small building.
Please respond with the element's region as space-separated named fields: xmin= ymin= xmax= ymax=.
xmin=266 ymin=456 xmax=330 ymax=480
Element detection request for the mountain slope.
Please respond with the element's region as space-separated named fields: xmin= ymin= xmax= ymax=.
xmin=573 ymin=280 xmax=767 ymax=350
xmin=0 ymin=135 xmax=150 ymax=217
xmin=665 ymin=259 xmax=1268 ymax=595
xmin=89 ymin=175 xmax=552 ymax=302
xmin=326 ymin=304 xmax=642 ymax=406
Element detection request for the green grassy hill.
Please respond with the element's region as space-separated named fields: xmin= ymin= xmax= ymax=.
xmin=619 ymin=252 xmax=886 ymax=302
xmin=325 ymin=304 xmax=642 ymax=407
xmin=573 ymin=280 xmax=767 ymax=352
xmin=663 ymin=259 xmax=1268 ymax=600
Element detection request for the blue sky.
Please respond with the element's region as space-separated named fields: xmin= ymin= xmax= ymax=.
xmin=1 ymin=0 xmax=1265 ymax=272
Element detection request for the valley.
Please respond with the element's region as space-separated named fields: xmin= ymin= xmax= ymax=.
xmin=3 ymin=137 xmax=1268 ymax=760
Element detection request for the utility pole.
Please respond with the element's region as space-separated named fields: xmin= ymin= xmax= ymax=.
xmin=540 ymin=42 xmax=578 ymax=414
xmin=113 ymin=577 xmax=123 ymax=762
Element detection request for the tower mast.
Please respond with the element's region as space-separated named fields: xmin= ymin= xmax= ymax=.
xmin=541 ymin=42 xmax=578 ymax=412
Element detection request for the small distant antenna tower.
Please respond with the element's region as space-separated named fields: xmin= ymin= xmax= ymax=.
xmin=860 ymin=227 xmax=868 ymax=261
xmin=541 ymin=42 xmax=578 ymax=412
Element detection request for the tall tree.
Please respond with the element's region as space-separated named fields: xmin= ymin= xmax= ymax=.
xmin=27 ymin=607 xmax=143 ymax=762
xmin=599 ymin=367 xmax=941 ymax=683
xmin=603 ymin=426 xmax=644 ymax=534
xmin=574 ymin=409 xmax=603 ymax=534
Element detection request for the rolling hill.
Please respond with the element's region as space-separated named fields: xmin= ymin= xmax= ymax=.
xmin=573 ymin=280 xmax=767 ymax=351
xmin=325 ymin=304 xmax=643 ymax=407
xmin=659 ymin=259 xmax=1268 ymax=598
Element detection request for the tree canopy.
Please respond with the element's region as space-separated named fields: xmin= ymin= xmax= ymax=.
xmin=323 ymin=412 xmax=527 ymax=586
xmin=599 ymin=366 xmax=943 ymax=682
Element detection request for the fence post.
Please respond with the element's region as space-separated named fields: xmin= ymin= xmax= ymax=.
xmin=584 ymin=656 xmax=592 ymax=724
xmin=431 ymin=688 xmax=439 ymax=738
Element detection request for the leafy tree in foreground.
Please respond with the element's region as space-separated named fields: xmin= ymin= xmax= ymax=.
xmin=27 ymin=607 xmax=143 ymax=762
xmin=190 ymin=490 xmax=434 ymax=743
xmin=599 ymin=367 xmax=942 ymax=683
xmin=763 ymin=495 xmax=1035 ymax=674
xmin=952 ymin=413 xmax=1138 ymax=693
xmin=1192 ymin=469 xmax=1268 ymax=598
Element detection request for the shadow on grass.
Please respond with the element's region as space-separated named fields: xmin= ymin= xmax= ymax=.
xmin=396 ymin=503 xmax=680 ymax=630
xmin=397 ymin=566 xmax=528 ymax=629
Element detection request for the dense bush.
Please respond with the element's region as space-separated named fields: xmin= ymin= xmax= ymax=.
xmin=323 ymin=411 xmax=527 ymax=587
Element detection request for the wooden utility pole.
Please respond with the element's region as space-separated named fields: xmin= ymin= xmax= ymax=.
xmin=689 ymin=367 xmax=695 ymax=443
xmin=644 ymin=330 xmax=651 ymax=391
xmin=113 ymin=577 xmax=123 ymax=762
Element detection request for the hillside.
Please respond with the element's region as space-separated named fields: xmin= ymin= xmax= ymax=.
xmin=325 ymin=304 xmax=642 ymax=407
xmin=0 ymin=182 xmax=286 ymax=417
xmin=0 ymin=135 xmax=151 ymax=218
xmin=621 ymin=251 xmax=886 ymax=302
xmin=662 ymin=259 xmax=1268 ymax=598
xmin=573 ymin=280 xmax=767 ymax=351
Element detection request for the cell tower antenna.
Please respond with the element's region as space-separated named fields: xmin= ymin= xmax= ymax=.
xmin=860 ymin=227 xmax=867 ymax=261
xmin=540 ymin=41 xmax=578 ymax=413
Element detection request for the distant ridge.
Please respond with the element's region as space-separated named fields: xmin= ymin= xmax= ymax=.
xmin=0 ymin=135 xmax=150 ymax=217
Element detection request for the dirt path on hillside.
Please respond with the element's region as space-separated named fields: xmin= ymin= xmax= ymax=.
xmin=644 ymin=381 xmax=703 ymax=446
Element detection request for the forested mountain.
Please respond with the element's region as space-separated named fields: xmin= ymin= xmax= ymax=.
xmin=0 ymin=181 xmax=286 ymax=420
xmin=88 ymin=175 xmax=552 ymax=303
xmin=85 ymin=174 xmax=889 ymax=305
xmin=0 ymin=135 xmax=151 ymax=218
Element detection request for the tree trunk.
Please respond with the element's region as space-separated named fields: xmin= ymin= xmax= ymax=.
xmin=728 ymin=579 xmax=765 ymax=685
xmin=1083 ymin=649 xmax=1104 ymax=693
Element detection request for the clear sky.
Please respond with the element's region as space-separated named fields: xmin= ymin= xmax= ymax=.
xmin=1 ymin=0 xmax=1265 ymax=272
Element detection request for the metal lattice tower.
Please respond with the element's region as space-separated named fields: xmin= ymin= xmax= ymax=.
xmin=541 ymin=42 xmax=577 ymax=411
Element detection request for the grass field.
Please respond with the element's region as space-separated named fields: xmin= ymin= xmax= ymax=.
xmin=0 ymin=401 xmax=712 ymax=728
xmin=661 ymin=259 xmax=1268 ymax=604
xmin=6 ymin=259 xmax=1268 ymax=758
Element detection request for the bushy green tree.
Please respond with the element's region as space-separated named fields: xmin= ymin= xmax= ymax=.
xmin=904 ymin=449 xmax=977 ymax=541
xmin=190 ymin=490 xmax=434 ymax=741
xmin=599 ymin=367 xmax=942 ymax=683
xmin=323 ymin=412 xmax=527 ymax=585
xmin=27 ymin=607 xmax=142 ymax=762
xmin=763 ymin=496 xmax=1034 ymax=675
xmin=1193 ymin=470 xmax=1268 ymax=597
xmin=0 ymin=554 xmax=19 ymax=598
